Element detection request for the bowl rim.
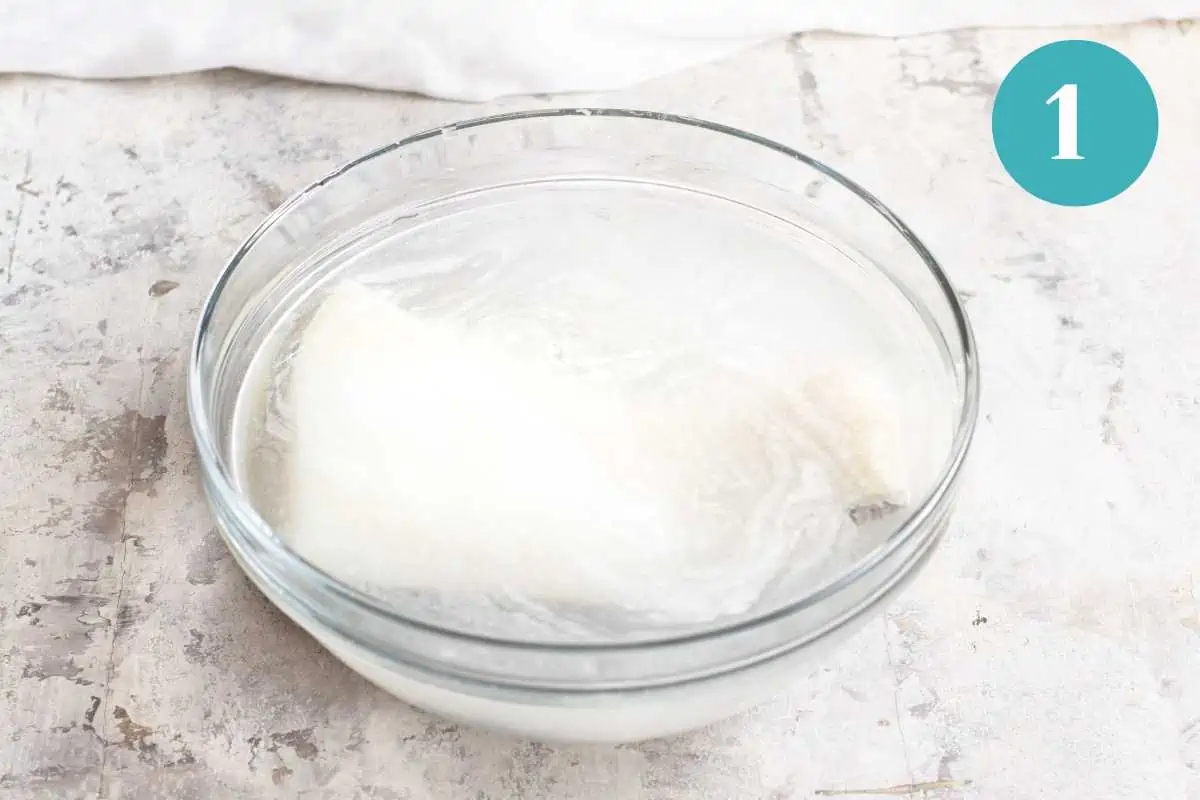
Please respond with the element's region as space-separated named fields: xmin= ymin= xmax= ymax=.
xmin=188 ymin=107 xmax=980 ymax=653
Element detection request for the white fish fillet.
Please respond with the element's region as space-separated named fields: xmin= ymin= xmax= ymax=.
xmin=286 ymin=281 xmax=909 ymax=620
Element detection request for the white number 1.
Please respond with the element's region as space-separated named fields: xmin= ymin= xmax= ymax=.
xmin=1047 ymin=83 xmax=1084 ymax=160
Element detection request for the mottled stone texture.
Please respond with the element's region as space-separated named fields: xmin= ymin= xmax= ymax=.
xmin=2 ymin=22 xmax=1199 ymax=800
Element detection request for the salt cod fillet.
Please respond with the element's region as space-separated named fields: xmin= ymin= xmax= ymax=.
xmin=285 ymin=282 xmax=910 ymax=620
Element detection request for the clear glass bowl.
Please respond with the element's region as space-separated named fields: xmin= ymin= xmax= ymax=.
xmin=188 ymin=109 xmax=978 ymax=743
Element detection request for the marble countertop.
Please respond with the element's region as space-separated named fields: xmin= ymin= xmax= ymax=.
xmin=3 ymin=22 xmax=1199 ymax=800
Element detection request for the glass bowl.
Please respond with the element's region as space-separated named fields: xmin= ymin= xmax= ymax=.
xmin=188 ymin=108 xmax=978 ymax=743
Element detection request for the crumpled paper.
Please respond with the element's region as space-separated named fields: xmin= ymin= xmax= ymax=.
xmin=1 ymin=0 xmax=1196 ymax=100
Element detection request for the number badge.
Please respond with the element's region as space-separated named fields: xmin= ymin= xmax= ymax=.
xmin=992 ymin=40 xmax=1158 ymax=207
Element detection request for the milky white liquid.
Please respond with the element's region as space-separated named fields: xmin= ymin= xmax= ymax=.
xmin=232 ymin=180 xmax=953 ymax=641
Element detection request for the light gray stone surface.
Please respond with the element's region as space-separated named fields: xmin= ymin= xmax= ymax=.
xmin=2 ymin=22 xmax=1199 ymax=800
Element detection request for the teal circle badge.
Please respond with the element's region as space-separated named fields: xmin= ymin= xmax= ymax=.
xmin=991 ymin=40 xmax=1158 ymax=206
